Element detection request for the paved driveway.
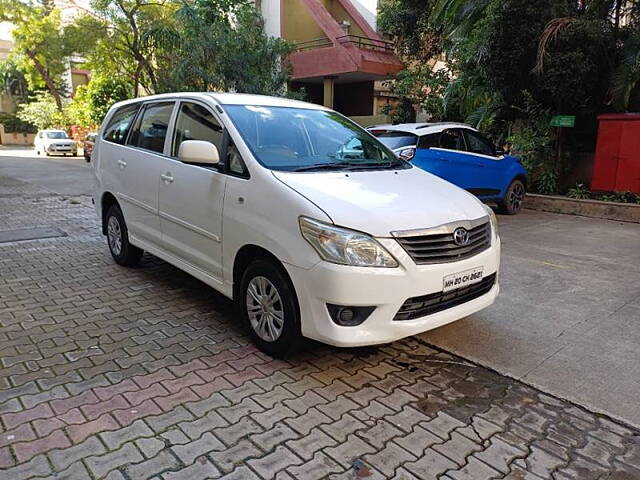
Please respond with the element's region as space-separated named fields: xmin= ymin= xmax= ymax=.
xmin=0 ymin=147 xmax=92 ymax=196
xmin=422 ymin=209 xmax=640 ymax=428
xmin=1 ymin=154 xmax=640 ymax=479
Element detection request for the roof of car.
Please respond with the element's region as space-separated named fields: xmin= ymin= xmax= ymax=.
xmin=109 ymin=92 xmax=329 ymax=112
xmin=41 ymin=129 xmax=66 ymax=133
xmin=367 ymin=122 xmax=477 ymax=135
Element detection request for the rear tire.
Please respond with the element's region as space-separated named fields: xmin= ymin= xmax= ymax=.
xmin=498 ymin=179 xmax=526 ymax=215
xmin=105 ymin=204 xmax=143 ymax=267
xmin=238 ymin=259 xmax=303 ymax=357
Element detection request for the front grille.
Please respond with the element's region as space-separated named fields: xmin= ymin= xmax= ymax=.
xmin=394 ymin=273 xmax=496 ymax=321
xmin=395 ymin=221 xmax=491 ymax=264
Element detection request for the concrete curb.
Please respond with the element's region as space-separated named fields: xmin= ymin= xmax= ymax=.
xmin=524 ymin=193 xmax=640 ymax=223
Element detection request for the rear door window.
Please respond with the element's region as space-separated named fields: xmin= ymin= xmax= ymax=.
xmin=417 ymin=133 xmax=440 ymax=150
xmin=128 ymin=102 xmax=174 ymax=154
xmin=463 ymin=130 xmax=496 ymax=156
xmin=439 ymin=129 xmax=466 ymax=151
xmin=103 ymin=104 xmax=140 ymax=145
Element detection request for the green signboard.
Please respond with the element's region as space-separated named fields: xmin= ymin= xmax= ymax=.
xmin=550 ymin=115 xmax=576 ymax=128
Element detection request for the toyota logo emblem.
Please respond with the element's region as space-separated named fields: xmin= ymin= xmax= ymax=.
xmin=453 ymin=227 xmax=469 ymax=246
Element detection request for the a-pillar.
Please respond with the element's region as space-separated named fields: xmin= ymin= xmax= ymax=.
xmin=323 ymin=76 xmax=336 ymax=109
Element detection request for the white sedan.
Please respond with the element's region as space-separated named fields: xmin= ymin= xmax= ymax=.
xmin=34 ymin=129 xmax=77 ymax=156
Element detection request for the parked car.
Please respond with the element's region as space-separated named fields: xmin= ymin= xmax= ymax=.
xmin=34 ymin=129 xmax=77 ymax=157
xmin=93 ymin=93 xmax=501 ymax=356
xmin=84 ymin=132 xmax=97 ymax=162
xmin=368 ymin=123 xmax=528 ymax=214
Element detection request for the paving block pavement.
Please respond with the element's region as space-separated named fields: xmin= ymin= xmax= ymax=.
xmin=1 ymin=177 xmax=640 ymax=479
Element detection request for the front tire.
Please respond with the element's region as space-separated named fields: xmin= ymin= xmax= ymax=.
xmin=498 ymin=179 xmax=526 ymax=215
xmin=105 ymin=204 xmax=143 ymax=267
xmin=239 ymin=259 xmax=302 ymax=357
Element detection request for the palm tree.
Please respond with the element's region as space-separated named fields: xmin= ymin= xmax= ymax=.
xmin=430 ymin=0 xmax=490 ymax=40
xmin=0 ymin=61 xmax=29 ymax=103
xmin=533 ymin=0 xmax=640 ymax=111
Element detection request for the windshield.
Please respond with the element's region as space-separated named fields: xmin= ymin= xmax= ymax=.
xmin=370 ymin=131 xmax=417 ymax=150
xmin=46 ymin=131 xmax=68 ymax=139
xmin=224 ymin=105 xmax=404 ymax=171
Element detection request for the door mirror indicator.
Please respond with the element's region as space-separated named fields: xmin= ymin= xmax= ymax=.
xmin=178 ymin=140 xmax=220 ymax=166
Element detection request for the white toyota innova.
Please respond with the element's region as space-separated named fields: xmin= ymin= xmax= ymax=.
xmin=93 ymin=93 xmax=500 ymax=356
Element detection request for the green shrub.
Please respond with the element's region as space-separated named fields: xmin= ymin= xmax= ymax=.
xmin=601 ymin=191 xmax=640 ymax=204
xmin=0 ymin=112 xmax=36 ymax=134
xmin=566 ymin=183 xmax=591 ymax=199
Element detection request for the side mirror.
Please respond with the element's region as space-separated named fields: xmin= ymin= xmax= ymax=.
xmin=495 ymin=147 xmax=507 ymax=157
xmin=178 ymin=140 xmax=220 ymax=166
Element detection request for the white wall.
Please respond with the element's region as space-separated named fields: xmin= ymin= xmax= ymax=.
xmin=350 ymin=0 xmax=377 ymax=30
xmin=261 ymin=0 xmax=282 ymax=38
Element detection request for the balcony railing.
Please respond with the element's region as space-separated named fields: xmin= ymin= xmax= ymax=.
xmin=336 ymin=35 xmax=395 ymax=53
xmin=293 ymin=35 xmax=395 ymax=54
xmin=293 ymin=37 xmax=334 ymax=52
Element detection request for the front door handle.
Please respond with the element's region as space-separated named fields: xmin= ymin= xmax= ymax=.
xmin=160 ymin=172 xmax=174 ymax=184
xmin=117 ymin=159 xmax=127 ymax=169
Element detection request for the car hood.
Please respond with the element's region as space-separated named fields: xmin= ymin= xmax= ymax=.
xmin=43 ymin=138 xmax=73 ymax=145
xmin=273 ymin=167 xmax=487 ymax=237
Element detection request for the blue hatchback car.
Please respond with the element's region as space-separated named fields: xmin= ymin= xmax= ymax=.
xmin=369 ymin=123 xmax=528 ymax=214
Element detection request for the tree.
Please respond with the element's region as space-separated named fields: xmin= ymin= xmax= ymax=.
xmin=86 ymin=0 xmax=179 ymax=96
xmin=0 ymin=1 xmax=97 ymax=110
xmin=379 ymin=0 xmax=640 ymax=192
xmin=64 ymin=75 xmax=131 ymax=130
xmin=0 ymin=61 xmax=29 ymax=103
xmin=16 ymin=91 xmax=65 ymax=129
xmin=148 ymin=0 xmax=295 ymax=95
xmin=84 ymin=75 xmax=131 ymax=124
xmin=0 ymin=4 xmax=65 ymax=109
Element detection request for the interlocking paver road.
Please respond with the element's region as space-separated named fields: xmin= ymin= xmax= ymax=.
xmin=1 ymin=175 xmax=640 ymax=479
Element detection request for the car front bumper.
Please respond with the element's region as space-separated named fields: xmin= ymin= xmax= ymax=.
xmin=47 ymin=145 xmax=77 ymax=155
xmin=286 ymin=235 xmax=501 ymax=347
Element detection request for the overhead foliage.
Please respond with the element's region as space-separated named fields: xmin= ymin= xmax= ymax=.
xmin=145 ymin=0 xmax=295 ymax=95
xmin=0 ymin=1 xmax=100 ymax=110
xmin=84 ymin=0 xmax=178 ymax=96
xmin=73 ymin=0 xmax=298 ymax=97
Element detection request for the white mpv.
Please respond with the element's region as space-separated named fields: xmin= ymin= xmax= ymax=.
xmin=93 ymin=93 xmax=500 ymax=356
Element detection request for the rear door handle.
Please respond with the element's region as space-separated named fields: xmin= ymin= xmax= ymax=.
xmin=160 ymin=173 xmax=174 ymax=183
xmin=117 ymin=159 xmax=127 ymax=169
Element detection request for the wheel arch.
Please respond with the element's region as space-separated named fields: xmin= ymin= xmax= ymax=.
xmin=232 ymin=245 xmax=297 ymax=304
xmin=513 ymin=173 xmax=528 ymax=190
xmin=100 ymin=192 xmax=119 ymax=235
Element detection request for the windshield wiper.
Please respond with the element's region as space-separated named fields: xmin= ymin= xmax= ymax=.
xmin=293 ymin=163 xmax=354 ymax=172
xmin=293 ymin=160 xmax=404 ymax=172
xmin=344 ymin=161 xmax=394 ymax=169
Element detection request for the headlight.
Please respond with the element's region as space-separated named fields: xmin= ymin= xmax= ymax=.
xmin=482 ymin=204 xmax=499 ymax=237
xmin=299 ymin=217 xmax=398 ymax=268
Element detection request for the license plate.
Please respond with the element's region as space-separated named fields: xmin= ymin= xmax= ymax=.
xmin=443 ymin=267 xmax=484 ymax=292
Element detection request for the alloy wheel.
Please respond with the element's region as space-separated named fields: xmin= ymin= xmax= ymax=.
xmin=246 ymin=276 xmax=284 ymax=342
xmin=509 ymin=182 xmax=525 ymax=211
xmin=107 ymin=215 xmax=123 ymax=256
